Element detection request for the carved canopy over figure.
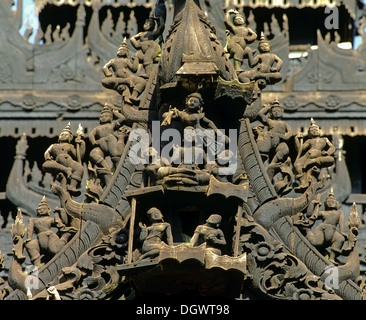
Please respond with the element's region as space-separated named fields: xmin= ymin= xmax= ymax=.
xmin=89 ymin=104 xmax=129 ymax=186
xmin=224 ymin=9 xmax=257 ymax=71
xmin=42 ymin=123 xmax=85 ymax=196
xmin=190 ymin=214 xmax=226 ymax=255
xmin=130 ymin=16 xmax=165 ymax=76
xmin=138 ymin=207 xmax=173 ymax=261
xmin=294 ymin=118 xmax=335 ymax=190
xmin=102 ymin=38 xmax=147 ymax=105
xmin=25 ymin=196 xmax=71 ymax=267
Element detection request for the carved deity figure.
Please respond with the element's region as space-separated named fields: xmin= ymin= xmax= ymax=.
xmin=42 ymin=123 xmax=85 ymax=196
xmin=130 ymin=16 xmax=165 ymax=76
xmin=255 ymin=99 xmax=293 ymax=193
xmin=256 ymin=99 xmax=292 ymax=164
xmin=294 ymin=118 xmax=335 ymax=190
xmin=161 ymin=92 xmax=218 ymax=132
xmin=224 ymin=9 xmax=257 ymax=71
xmin=238 ymin=33 xmax=283 ymax=86
xmin=138 ymin=207 xmax=173 ymax=261
xmin=25 ymin=197 xmax=71 ymax=266
xmin=89 ymin=104 xmax=128 ymax=186
xmin=190 ymin=214 xmax=226 ymax=255
xmin=159 ymin=92 xmax=231 ymax=186
xmin=295 ymin=190 xmax=346 ymax=265
xmin=102 ymin=38 xmax=147 ymax=104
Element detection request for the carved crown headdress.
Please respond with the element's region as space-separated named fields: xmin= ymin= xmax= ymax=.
xmin=325 ymin=187 xmax=338 ymax=207
xmin=59 ymin=122 xmax=73 ymax=142
xmin=61 ymin=122 xmax=72 ymax=135
xmin=101 ymin=103 xmax=113 ymax=116
xmin=309 ymin=118 xmax=319 ymax=128
xmin=37 ymin=195 xmax=51 ymax=215
xmin=259 ymin=32 xmax=269 ymax=45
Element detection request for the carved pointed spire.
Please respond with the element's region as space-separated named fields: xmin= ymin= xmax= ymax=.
xmin=76 ymin=123 xmax=84 ymax=136
xmin=11 ymin=208 xmax=26 ymax=239
xmin=348 ymin=202 xmax=361 ymax=230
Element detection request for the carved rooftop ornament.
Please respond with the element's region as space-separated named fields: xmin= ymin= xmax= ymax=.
xmin=0 ymin=0 xmax=364 ymax=301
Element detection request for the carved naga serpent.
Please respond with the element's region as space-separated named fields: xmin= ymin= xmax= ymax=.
xmin=253 ymin=178 xmax=323 ymax=230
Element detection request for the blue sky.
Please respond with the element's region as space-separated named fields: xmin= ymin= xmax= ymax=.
xmin=12 ymin=0 xmax=39 ymax=44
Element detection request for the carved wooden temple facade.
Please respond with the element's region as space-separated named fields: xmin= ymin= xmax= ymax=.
xmin=0 ymin=0 xmax=366 ymax=300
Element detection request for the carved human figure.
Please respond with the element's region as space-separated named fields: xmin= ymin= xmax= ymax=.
xmin=224 ymin=9 xmax=257 ymax=71
xmin=256 ymin=99 xmax=292 ymax=181
xmin=89 ymin=104 xmax=128 ymax=186
xmin=190 ymin=214 xmax=226 ymax=255
xmin=253 ymin=123 xmax=271 ymax=156
xmin=160 ymin=128 xmax=213 ymax=186
xmin=161 ymin=92 xmax=218 ymax=132
xmin=138 ymin=207 xmax=173 ymax=261
xmin=130 ymin=16 xmax=165 ymax=76
xmin=25 ymin=196 xmax=71 ymax=266
xmin=256 ymin=100 xmax=291 ymax=158
xmin=159 ymin=92 xmax=230 ymax=185
xmin=238 ymin=33 xmax=283 ymax=85
xmin=297 ymin=190 xmax=346 ymax=265
xmin=42 ymin=123 xmax=85 ymax=196
xmin=102 ymin=38 xmax=147 ymax=104
xmin=294 ymin=118 xmax=335 ymax=190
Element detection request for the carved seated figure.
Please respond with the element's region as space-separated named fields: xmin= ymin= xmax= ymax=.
xmin=158 ymin=92 xmax=230 ymax=186
xmin=102 ymin=38 xmax=147 ymax=104
xmin=42 ymin=123 xmax=85 ymax=197
xmin=224 ymin=9 xmax=257 ymax=71
xmin=294 ymin=190 xmax=346 ymax=265
xmin=190 ymin=214 xmax=226 ymax=255
xmin=162 ymin=92 xmax=217 ymax=131
xmin=138 ymin=207 xmax=173 ymax=261
xmin=238 ymin=33 xmax=283 ymax=87
xmin=162 ymin=92 xmax=230 ymax=149
xmin=294 ymin=118 xmax=335 ymax=190
xmin=25 ymin=197 xmax=72 ymax=267
xmin=130 ymin=16 xmax=164 ymax=76
xmin=89 ymin=104 xmax=128 ymax=186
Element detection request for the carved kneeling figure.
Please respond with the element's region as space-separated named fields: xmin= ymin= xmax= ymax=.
xmin=138 ymin=207 xmax=173 ymax=261
xmin=190 ymin=214 xmax=226 ymax=255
